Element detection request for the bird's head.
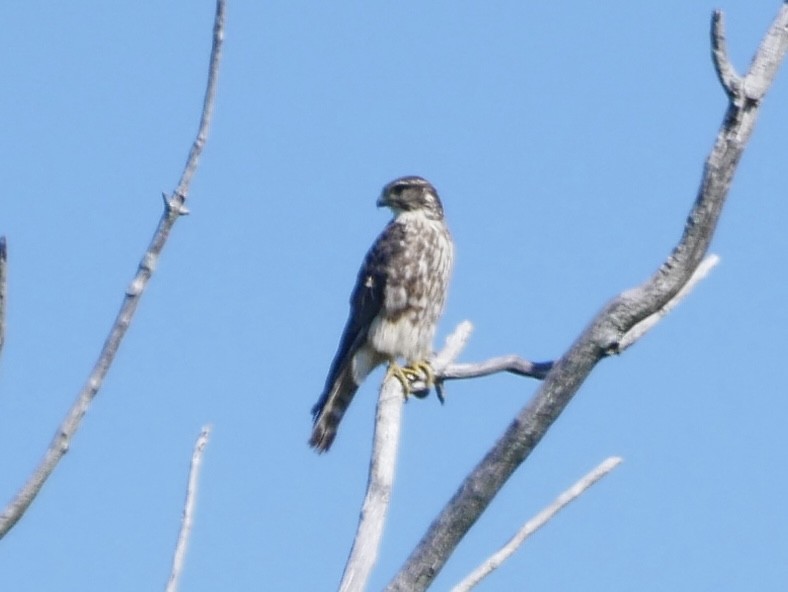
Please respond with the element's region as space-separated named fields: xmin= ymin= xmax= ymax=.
xmin=377 ymin=176 xmax=444 ymax=221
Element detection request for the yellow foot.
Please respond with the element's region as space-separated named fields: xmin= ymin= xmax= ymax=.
xmin=402 ymin=361 xmax=434 ymax=389
xmin=384 ymin=362 xmax=414 ymax=398
xmin=385 ymin=360 xmax=435 ymax=399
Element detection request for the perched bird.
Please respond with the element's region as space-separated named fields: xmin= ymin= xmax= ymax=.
xmin=309 ymin=176 xmax=454 ymax=452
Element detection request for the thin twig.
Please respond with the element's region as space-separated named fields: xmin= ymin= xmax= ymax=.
xmin=386 ymin=6 xmax=788 ymax=590
xmin=711 ymin=10 xmax=743 ymax=103
xmin=451 ymin=457 xmax=623 ymax=592
xmin=742 ymin=3 xmax=788 ymax=102
xmin=440 ymin=356 xmax=553 ymax=382
xmin=165 ymin=425 xmax=213 ymax=592
xmin=0 ymin=0 xmax=226 ymax=540
xmin=616 ymin=253 xmax=720 ymax=352
xmin=175 ymin=0 xmax=225 ymax=199
xmin=338 ymin=322 xmax=473 ymax=592
xmin=0 ymin=237 xmax=6 ymax=359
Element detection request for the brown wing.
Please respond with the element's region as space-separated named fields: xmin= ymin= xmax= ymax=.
xmin=309 ymin=221 xmax=406 ymax=451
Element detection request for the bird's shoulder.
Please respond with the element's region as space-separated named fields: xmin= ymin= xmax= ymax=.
xmin=348 ymin=220 xmax=404 ymax=302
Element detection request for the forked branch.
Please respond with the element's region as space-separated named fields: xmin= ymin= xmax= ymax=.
xmin=711 ymin=10 xmax=744 ymax=103
xmin=415 ymin=252 xmax=718 ymax=393
xmin=386 ymin=6 xmax=788 ymax=590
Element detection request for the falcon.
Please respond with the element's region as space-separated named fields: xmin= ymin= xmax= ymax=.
xmin=309 ymin=176 xmax=454 ymax=452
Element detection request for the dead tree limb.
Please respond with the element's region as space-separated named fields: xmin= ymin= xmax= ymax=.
xmin=385 ymin=6 xmax=788 ymax=590
xmin=438 ymin=356 xmax=553 ymax=383
xmin=616 ymin=253 xmax=719 ymax=352
xmin=419 ymin=255 xmax=719 ymax=391
xmin=165 ymin=425 xmax=213 ymax=592
xmin=451 ymin=457 xmax=623 ymax=592
xmin=351 ymin=253 xmax=711 ymax=585
xmin=339 ymin=322 xmax=473 ymax=592
xmin=0 ymin=0 xmax=226 ymax=540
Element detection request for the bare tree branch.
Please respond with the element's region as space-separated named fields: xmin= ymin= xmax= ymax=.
xmin=0 ymin=0 xmax=226 ymax=540
xmin=338 ymin=373 xmax=405 ymax=592
xmin=339 ymin=322 xmax=473 ymax=592
xmin=439 ymin=356 xmax=553 ymax=383
xmin=426 ymin=255 xmax=718 ymax=388
xmin=616 ymin=253 xmax=720 ymax=352
xmin=711 ymin=10 xmax=744 ymax=103
xmin=741 ymin=5 xmax=788 ymax=103
xmin=385 ymin=7 xmax=788 ymax=591
xmin=175 ymin=0 xmax=226 ymax=199
xmin=166 ymin=425 xmax=213 ymax=592
xmin=0 ymin=237 xmax=6 ymax=359
xmin=451 ymin=457 xmax=623 ymax=592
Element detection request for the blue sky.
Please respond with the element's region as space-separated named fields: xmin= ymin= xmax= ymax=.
xmin=2 ymin=1 xmax=787 ymax=590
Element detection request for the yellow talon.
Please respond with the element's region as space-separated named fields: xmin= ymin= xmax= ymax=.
xmin=401 ymin=361 xmax=435 ymax=389
xmin=382 ymin=360 xmax=435 ymax=400
xmin=384 ymin=362 xmax=414 ymax=399
xmin=384 ymin=360 xmax=435 ymax=399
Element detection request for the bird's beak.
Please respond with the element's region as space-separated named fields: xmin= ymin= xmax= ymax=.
xmin=376 ymin=193 xmax=389 ymax=208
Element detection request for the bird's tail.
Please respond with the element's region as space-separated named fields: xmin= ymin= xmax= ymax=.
xmin=309 ymin=364 xmax=360 ymax=452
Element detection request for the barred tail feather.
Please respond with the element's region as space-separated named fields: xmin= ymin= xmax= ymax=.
xmin=309 ymin=365 xmax=360 ymax=452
